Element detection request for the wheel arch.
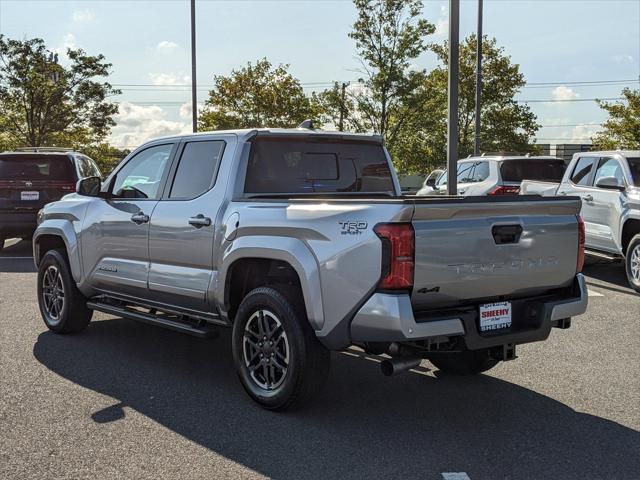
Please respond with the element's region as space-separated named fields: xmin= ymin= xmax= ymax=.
xmin=33 ymin=221 xmax=82 ymax=283
xmin=621 ymin=218 xmax=640 ymax=255
xmin=218 ymin=236 xmax=324 ymax=330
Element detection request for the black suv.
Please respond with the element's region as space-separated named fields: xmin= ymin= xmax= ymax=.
xmin=0 ymin=148 xmax=101 ymax=251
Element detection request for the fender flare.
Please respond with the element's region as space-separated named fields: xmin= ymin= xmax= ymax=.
xmin=33 ymin=220 xmax=82 ymax=283
xmin=217 ymin=235 xmax=324 ymax=330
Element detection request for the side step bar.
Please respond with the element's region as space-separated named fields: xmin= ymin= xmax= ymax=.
xmin=585 ymin=248 xmax=623 ymax=262
xmin=87 ymin=301 xmax=218 ymax=338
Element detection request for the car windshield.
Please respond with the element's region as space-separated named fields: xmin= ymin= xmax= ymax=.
xmin=0 ymin=154 xmax=74 ymax=181
xmin=628 ymin=158 xmax=640 ymax=187
xmin=436 ymin=161 xmax=490 ymax=187
xmin=500 ymin=159 xmax=566 ymax=182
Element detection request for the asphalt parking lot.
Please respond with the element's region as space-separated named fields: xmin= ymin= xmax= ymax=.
xmin=1 ymin=238 xmax=639 ymax=480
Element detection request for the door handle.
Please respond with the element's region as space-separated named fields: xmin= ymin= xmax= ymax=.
xmin=131 ymin=212 xmax=149 ymax=224
xmin=583 ymin=194 xmax=593 ymax=202
xmin=188 ymin=214 xmax=212 ymax=228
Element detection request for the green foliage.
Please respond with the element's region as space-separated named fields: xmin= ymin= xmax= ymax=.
xmin=592 ymin=88 xmax=640 ymax=150
xmin=392 ymin=35 xmax=539 ymax=174
xmin=0 ymin=35 xmax=120 ymax=148
xmin=347 ymin=0 xmax=434 ymax=147
xmin=199 ymin=59 xmax=318 ymax=130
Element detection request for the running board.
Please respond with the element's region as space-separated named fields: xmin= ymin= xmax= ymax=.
xmin=585 ymin=249 xmax=622 ymax=262
xmin=87 ymin=301 xmax=219 ymax=338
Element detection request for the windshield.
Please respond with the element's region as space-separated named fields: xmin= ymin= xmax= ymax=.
xmin=436 ymin=161 xmax=490 ymax=187
xmin=500 ymin=159 xmax=566 ymax=183
xmin=628 ymin=158 xmax=640 ymax=187
xmin=0 ymin=154 xmax=74 ymax=181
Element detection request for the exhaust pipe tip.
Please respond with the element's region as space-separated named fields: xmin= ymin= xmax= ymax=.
xmin=380 ymin=356 xmax=422 ymax=376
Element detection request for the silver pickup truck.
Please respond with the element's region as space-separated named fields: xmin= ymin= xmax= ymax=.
xmin=33 ymin=128 xmax=588 ymax=410
xmin=522 ymin=150 xmax=640 ymax=292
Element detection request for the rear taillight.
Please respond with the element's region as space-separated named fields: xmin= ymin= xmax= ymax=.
xmin=488 ymin=185 xmax=520 ymax=195
xmin=576 ymin=214 xmax=585 ymax=273
xmin=58 ymin=182 xmax=76 ymax=192
xmin=374 ymin=223 xmax=414 ymax=290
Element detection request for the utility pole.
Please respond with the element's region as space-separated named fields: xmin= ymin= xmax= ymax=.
xmin=190 ymin=0 xmax=197 ymax=133
xmin=338 ymin=82 xmax=349 ymax=132
xmin=447 ymin=0 xmax=460 ymax=195
xmin=474 ymin=0 xmax=483 ymax=156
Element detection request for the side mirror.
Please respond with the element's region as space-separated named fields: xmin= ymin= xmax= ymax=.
xmin=595 ymin=176 xmax=625 ymax=191
xmin=76 ymin=176 xmax=102 ymax=197
xmin=426 ymin=177 xmax=436 ymax=188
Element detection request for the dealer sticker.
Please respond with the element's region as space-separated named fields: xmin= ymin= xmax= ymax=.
xmin=479 ymin=301 xmax=512 ymax=332
xmin=21 ymin=191 xmax=39 ymax=201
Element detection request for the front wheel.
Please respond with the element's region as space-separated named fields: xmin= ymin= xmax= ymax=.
xmin=232 ymin=286 xmax=330 ymax=411
xmin=625 ymin=235 xmax=640 ymax=293
xmin=37 ymin=249 xmax=93 ymax=333
xmin=427 ymin=348 xmax=499 ymax=375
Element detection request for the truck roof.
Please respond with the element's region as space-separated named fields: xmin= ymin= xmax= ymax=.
xmin=148 ymin=128 xmax=384 ymax=144
xmin=575 ymin=150 xmax=640 ymax=157
xmin=459 ymin=155 xmax=563 ymax=162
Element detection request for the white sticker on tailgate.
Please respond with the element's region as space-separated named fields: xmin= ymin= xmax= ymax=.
xmin=479 ymin=301 xmax=512 ymax=332
xmin=21 ymin=191 xmax=39 ymax=201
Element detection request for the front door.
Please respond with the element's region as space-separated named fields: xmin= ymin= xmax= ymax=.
xmin=588 ymin=157 xmax=626 ymax=253
xmin=82 ymin=143 xmax=175 ymax=299
xmin=147 ymin=138 xmax=229 ymax=313
xmin=558 ymin=156 xmax=599 ymax=247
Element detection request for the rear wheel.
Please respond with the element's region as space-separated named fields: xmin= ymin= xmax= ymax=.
xmin=232 ymin=286 xmax=330 ymax=411
xmin=625 ymin=235 xmax=640 ymax=293
xmin=37 ymin=249 xmax=93 ymax=333
xmin=427 ymin=348 xmax=499 ymax=375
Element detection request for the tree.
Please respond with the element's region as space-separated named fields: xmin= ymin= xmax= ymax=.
xmin=592 ymin=88 xmax=640 ymax=150
xmin=0 ymin=35 xmax=119 ymax=148
xmin=199 ymin=59 xmax=318 ymax=130
xmin=392 ymin=35 xmax=540 ymax=174
xmin=347 ymin=0 xmax=434 ymax=146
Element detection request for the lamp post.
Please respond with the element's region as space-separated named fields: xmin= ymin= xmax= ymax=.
xmin=447 ymin=0 xmax=460 ymax=195
xmin=190 ymin=0 xmax=197 ymax=133
xmin=474 ymin=0 xmax=483 ymax=156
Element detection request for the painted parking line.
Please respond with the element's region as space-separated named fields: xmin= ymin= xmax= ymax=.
xmin=587 ymin=289 xmax=604 ymax=297
xmin=442 ymin=473 xmax=471 ymax=480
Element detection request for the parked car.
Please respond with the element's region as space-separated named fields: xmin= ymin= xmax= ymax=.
xmin=550 ymin=151 xmax=639 ymax=292
xmin=415 ymin=168 xmax=444 ymax=196
xmin=421 ymin=155 xmax=567 ymax=196
xmin=33 ymin=128 xmax=587 ymax=410
xmin=0 ymin=148 xmax=101 ymax=251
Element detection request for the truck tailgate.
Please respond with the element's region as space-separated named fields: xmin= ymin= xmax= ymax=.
xmin=410 ymin=197 xmax=581 ymax=310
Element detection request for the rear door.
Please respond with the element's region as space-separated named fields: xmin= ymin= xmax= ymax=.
xmin=147 ymin=137 xmax=230 ymax=312
xmin=82 ymin=143 xmax=176 ymax=299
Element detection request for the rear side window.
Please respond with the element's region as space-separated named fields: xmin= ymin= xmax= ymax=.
xmin=169 ymin=141 xmax=225 ymax=199
xmin=457 ymin=161 xmax=490 ymax=183
xmin=244 ymin=138 xmax=394 ymax=194
xmin=0 ymin=154 xmax=74 ymax=181
xmin=626 ymin=158 xmax=640 ymax=187
xmin=500 ymin=159 xmax=566 ymax=182
xmin=570 ymin=157 xmax=595 ymax=186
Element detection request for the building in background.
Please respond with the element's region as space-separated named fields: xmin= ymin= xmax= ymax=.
xmin=537 ymin=144 xmax=593 ymax=163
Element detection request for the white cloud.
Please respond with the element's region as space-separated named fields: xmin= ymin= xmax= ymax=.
xmin=434 ymin=6 xmax=448 ymax=36
xmin=551 ymin=86 xmax=579 ymax=101
xmin=52 ymin=34 xmax=77 ymax=58
xmin=72 ymin=9 xmax=95 ymax=23
xmin=612 ymin=54 xmax=633 ymax=64
xmin=149 ymin=72 xmax=190 ymax=86
xmin=569 ymin=124 xmax=601 ymax=143
xmin=178 ymin=102 xmax=204 ymax=120
xmin=109 ymin=102 xmax=190 ymax=147
xmin=156 ymin=41 xmax=178 ymax=54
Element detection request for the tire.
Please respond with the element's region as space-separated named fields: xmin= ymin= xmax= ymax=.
xmin=37 ymin=249 xmax=93 ymax=334
xmin=625 ymin=234 xmax=640 ymax=293
xmin=427 ymin=348 xmax=499 ymax=375
xmin=232 ymin=286 xmax=330 ymax=411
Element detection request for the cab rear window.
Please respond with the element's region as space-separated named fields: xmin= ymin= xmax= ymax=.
xmin=244 ymin=138 xmax=394 ymax=194
xmin=500 ymin=159 xmax=566 ymax=182
xmin=0 ymin=154 xmax=75 ymax=181
xmin=628 ymin=158 xmax=640 ymax=187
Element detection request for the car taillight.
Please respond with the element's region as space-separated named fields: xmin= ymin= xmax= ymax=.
xmin=488 ymin=185 xmax=520 ymax=195
xmin=576 ymin=214 xmax=585 ymax=273
xmin=58 ymin=182 xmax=76 ymax=192
xmin=374 ymin=223 xmax=414 ymax=290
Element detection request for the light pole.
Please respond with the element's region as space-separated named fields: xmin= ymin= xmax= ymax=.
xmin=190 ymin=0 xmax=197 ymax=133
xmin=474 ymin=0 xmax=483 ymax=156
xmin=447 ymin=0 xmax=460 ymax=195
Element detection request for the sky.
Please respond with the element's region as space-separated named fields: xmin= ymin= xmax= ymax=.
xmin=1 ymin=0 xmax=639 ymax=149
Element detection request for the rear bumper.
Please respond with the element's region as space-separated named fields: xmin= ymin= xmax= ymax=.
xmin=0 ymin=211 xmax=38 ymax=238
xmin=350 ymin=274 xmax=588 ymax=349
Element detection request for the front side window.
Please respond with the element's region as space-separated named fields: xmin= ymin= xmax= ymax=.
xmin=169 ymin=141 xmax=225 ymax=199
xmin=570 ymin=157 xmax=595 ymax=186
xmin=593 ymin=158 xmax=625 ymax=187
xmin=111 ymin=144 xmax=173 ymax=199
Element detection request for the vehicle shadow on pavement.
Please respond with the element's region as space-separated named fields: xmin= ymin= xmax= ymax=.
xmin=583 ymin=262 xmax=636 ymax=296
xmin=33 ymin=318 xmax=640 ymax=479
